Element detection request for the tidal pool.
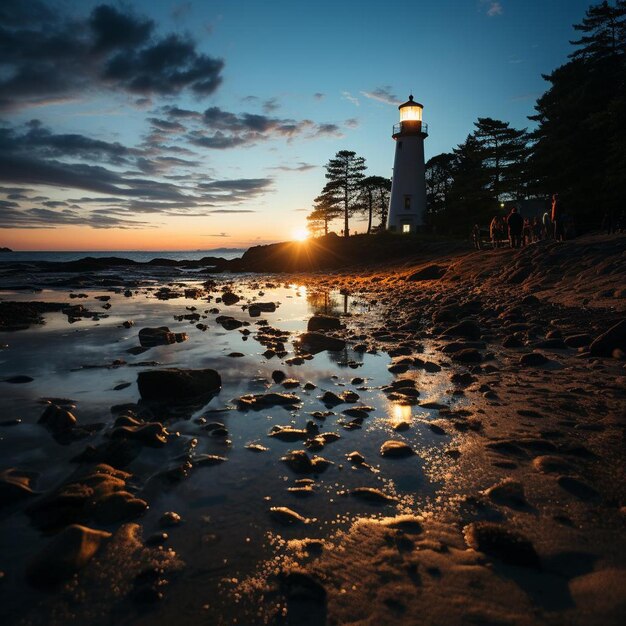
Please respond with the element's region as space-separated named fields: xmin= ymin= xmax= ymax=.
xmin=0 ymin=277 xmax=463 ymax=624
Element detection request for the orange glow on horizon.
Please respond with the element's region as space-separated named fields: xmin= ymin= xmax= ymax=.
xmin=292 ymin=227 xmax=309 ymax=242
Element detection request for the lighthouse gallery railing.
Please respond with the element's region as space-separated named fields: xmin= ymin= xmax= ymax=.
xmin=393 ymin=122 xmax=428 ymax=135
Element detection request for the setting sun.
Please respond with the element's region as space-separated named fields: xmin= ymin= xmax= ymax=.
xmin=292 ymin=228 xmax=309 ymax=242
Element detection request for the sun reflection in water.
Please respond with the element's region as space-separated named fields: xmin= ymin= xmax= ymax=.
xmin=389 ymin=403 xmax=412 ymax=427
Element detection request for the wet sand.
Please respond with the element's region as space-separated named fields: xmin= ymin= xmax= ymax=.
xmin=0 ymin=233 xmax=625 ymax=625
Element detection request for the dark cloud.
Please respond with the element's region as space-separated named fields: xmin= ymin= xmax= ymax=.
xmin=208 ymin=209 xmax=256 ymax=214
xmin=263 ymin=98 xmax=280 ymax=113
xmin=0 ymin=206 xmax=152 ymax=229
xmin=89 ymin=5 xmax=153 ymax=52
xmin=0 ymin=3 xmax=224 ymax=110
xmin=199 ymin=178 xmax=272 ymax=193
xmin=313 ymin=93 xmax=325 ymax=100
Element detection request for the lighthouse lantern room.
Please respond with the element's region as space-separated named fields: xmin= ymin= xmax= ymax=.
xmin=386 ymin=95 xmax=428 ymax=234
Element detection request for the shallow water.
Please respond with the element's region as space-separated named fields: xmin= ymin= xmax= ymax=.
xmin=0 ymin=277 xmax=462 ymax=624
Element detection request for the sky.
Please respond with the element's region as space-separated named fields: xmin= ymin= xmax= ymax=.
xmin=0 ymin=0 xmax=594 ymax=251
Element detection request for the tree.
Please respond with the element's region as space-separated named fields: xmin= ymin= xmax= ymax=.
xmin=306 ymin=190 xmax=341 ymax=236
xmin=473 ymin=118 xmax=530 ymax=202
xmin=322 ymin=150 xmax=367 ymax=237
xmin=529 ymin=1 xmax=626 ymax=225
xmin=358 ymin=175 xmax=391 ymax=233
xmin=425 ymin=152 xmax=455 ymax=227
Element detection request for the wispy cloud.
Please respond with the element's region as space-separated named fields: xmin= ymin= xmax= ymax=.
xmin=480 ymin=1 xmax=503 ymax=17
xmin=360 ymin=86 xmax=400 ymax=106
xmin=341 ymin=91 xmax=360 ymax=107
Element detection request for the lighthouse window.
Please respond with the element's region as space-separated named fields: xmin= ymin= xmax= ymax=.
xmin=402 ymin=224 xmax=411 ymax=234
xmin=404 ymin=196 xmax=411 ymax=209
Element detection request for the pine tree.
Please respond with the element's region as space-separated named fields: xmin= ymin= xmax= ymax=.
xmin=569 ymin=0 xmax=626 ymax=61
xmin=358 ymin=175 xmax=391 ymax=233
xmin=322 ymin=150 xmax=367 ymax=237
xmin=306 ymin=191 xmax=341 ymax=236
xmin=473 ymin=118 xmax=530 ymax=202
xmin=425 ymin=153 xmax=455 ymax=227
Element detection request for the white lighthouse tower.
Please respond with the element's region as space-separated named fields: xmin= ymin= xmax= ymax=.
xmin=386 ymin=95 xmax=428 ymax=233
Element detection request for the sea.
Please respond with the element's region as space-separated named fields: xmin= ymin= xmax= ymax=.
xmin=0 ymin=248 xmax=246 ymax=264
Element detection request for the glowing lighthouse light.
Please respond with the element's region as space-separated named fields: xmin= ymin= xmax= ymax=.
xmin=386 ymin=95 xmax=428 ymax=234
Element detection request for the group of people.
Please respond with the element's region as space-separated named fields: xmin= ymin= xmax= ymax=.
xmin=472 ymin=194 xmax=568 ymax=250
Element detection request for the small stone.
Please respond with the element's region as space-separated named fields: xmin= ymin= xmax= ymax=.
xmin=464 ymin=521 xmax=540 ymax=568
xmin=380 ymin=440 xmax=415 ymax=458
xmin=159 ymin=511 xmax=182 ymax=528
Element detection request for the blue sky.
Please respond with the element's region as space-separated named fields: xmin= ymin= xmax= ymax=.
xmin=0 ymin=0 xmax=593 ymax=249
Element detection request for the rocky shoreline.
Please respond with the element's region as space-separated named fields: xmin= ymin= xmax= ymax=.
xmin=0 ymin=232 xmax=624 ymax=625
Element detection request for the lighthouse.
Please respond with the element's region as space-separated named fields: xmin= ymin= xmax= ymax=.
xmin=386 ymin=95 xmax=428 ymax=233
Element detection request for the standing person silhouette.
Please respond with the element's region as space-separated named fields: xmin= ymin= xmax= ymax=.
xmin=551 ymin=193 xmax=565 ymax=241
xmin=507 ymin=207 xmax=523 ymax=248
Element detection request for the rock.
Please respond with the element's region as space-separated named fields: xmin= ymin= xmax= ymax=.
xmin=503 ymin=335 xmax=523 ymax=348
xmin=92 ymin=491 xmax=148 ymax=524
xmin=194 ymin=454 xmax=227 ymax=466
xmin=346 ymin=451 xmax=366 ymax=464
xmin=534 ymin=338 xmax=567 ymax=350
xmin=281 ymin=450 xmax=331 ymax=474
xmin=272 ymin=370 xmax=286 ymax=383
xmin=0 ymin=468 xmax=38 ymax=505
xmin=269 ymin=506 xmax=310 ymax=525
xmin=442 ymin=320 xmax=481 ymax=340
xmin=38 ymin=404 xmax=77 ymax=433
xmin=589 ymin=320 xmax=626 ymax=357
xmin=221 ymin=292 xmax=240 ymax=305
xmin=521 ymin=294 xmax=540 ymax=306
xmin=380 ymin=440 xmax=415 ymax=458
xmin=269 ymin=427 xmax=309 ymax=441
xmin=245 ymin=443 xmax=269 ymax=452
xmin=26 ymin=524 xmax=111 ymax=587
xmin=307 ymin=315 xmax=342 ymax=332
xmin=216 ymin=316 xmax=244 ymax=330
xmin=237 ymin=392 xmax=300 ymax=409
xmin=350 ymin=487 xmax=396 ymax=504
xmin=111 ymin=422 xmax=167 ymax=446
xmin=484 ymin=479 xmax=528 ymax=508
xmin=532 ymin=455 xmax=574 ymax=474
xmin=564 ymin=333 xmax=592 ymax=348
xmin=406 ymin=264 xmax=447 ymax=281
xmin=464 ymin=521 xmax=540 ymax=568
xmin=298 ymin=332 xmax=346 ymax=354
xmin=137 ymin=368 xmax=221 ymax=402
xmin=138 ymin=327 xmax=187 ymax=347
xmin=519 ymin=352 xmax=549 ymax=367
xmin=451 ymin=348 xmax=483 ymax=363
xmin=159 ymin=511 xmax=182 ymax=527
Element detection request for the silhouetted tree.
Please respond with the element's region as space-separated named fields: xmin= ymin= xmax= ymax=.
xmin=322 ymin=150 xmax=367 ymax=237
xmin=530 ymin=1 xmax=626 ymax=225
xmin=359 ymin=175 xmax=391 ymax=233
xmin=425 ymin=152 xmax=455 ymax=226
xmin=473 ymin=118 xmax=530 ymax=201
xmin=307 ymin=191 xmax=341 ymax=236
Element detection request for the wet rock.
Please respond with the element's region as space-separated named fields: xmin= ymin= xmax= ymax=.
xmin=406 ymin=264 xmax=447 ymax=281
xmin=451 ymin=348 xmax=482 ymax=363
xmin=380 ymin=440 xmax=415 ymax=458
xmin=269 ymin=506 xmax=310 ymax=525
xmin=350 ymin=487 xmax=396 ymax=504
xmin=159 ymin=511 xmax=182 ymax=527
xmin=0 ymin=468 xmax=38 ymax=505
xmin=221 ymin=292 xmax=240 ymax=305
xmin=137 ymin=368 xmax=221 ymax=402
xmin=503 ymin=335 xmax=524 ymax=348
xmin=138 ymin=326 xmax=187 ymax=347
xmin=534 ymin=338 xmax=567 ymax=350
xmin=237 ymin=392 xmax=300 ymax=410
xmin=216 ymin=316 xmax=244 ymax=330
xmin=307 ymin=315 xmax=342 ymax=332
xmin=194 ymin=454 xmax=227 ymax=466
xmin=39 ymin=404 xmax=77 ymax=433
xmin=442 ymin=320 xmax=481 ymax=340
xmin=26 ymin=524 xmax=111 ymax=587
xmin=519 ymin=352 xmax=549 ymax=367
xmin=297 ymin=332 xmax=346 ymax=354
xmin=245 ymin=443 xmax=269 ymax=452
xmin=111 ymin=422 xmax=167 ymax=447
xmin=281 ymin=450 xmax=331 ymax=474
xmin=272 ymin=370 xmax=286 ymax=383
xmin=92 ymin=491 xmax=148 ymax=524
xmin=589 ymin=320 xmax=626 ymax=357
xmin=464 ymin=521 xmax=540 ymax=568
xmin=269 ymin=426 xmax=309 ymax=441
xmin=484 ymin=479 xmax=528 ymax=508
